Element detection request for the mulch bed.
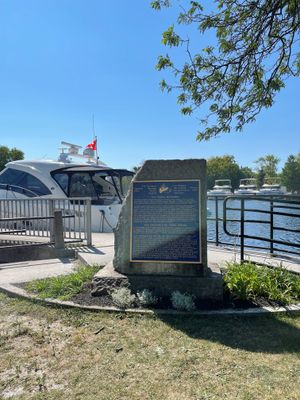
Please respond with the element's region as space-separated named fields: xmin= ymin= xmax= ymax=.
xmin=69 ymin=283 xmax=259 ymax=311
xmin=16 ymin=282 xmax=275 ymax=311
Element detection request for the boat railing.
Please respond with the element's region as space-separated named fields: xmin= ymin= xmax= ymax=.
xmin=0 ymin=197 xmax=92 ymax=247
xmin=0 ymin=183 xmax=40 ymax=198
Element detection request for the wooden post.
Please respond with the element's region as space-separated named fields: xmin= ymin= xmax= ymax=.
xmin=53 ymin=210 xmax=64 ymax=249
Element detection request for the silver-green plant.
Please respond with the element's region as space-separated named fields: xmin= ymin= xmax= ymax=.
xmin=137 ymin=289 xmax=158 ymax=307
xmin=171 ymin=291 xmax=196 ymax=312
xmin=111 ymin=287 xmax=136 ymax=309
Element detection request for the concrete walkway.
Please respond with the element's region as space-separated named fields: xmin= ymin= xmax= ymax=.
xmin=0 ymin=258 xmax=75 ymax=285
xmin=0 ymin=232 xmax=299 ymax=286
xmin=76 ymin=233 xmax=114 ymax=267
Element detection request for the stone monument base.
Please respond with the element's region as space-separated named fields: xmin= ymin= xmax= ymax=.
xmin=92 ymin=262 xmax=223 ymax=302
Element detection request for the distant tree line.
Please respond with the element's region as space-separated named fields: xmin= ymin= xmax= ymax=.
xmin=0 ymin=146 xmax=24 ymax=171
xmin=207 ymin=153 xmax=300 ymax=193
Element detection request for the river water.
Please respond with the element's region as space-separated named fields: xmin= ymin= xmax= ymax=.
xmin=207 ymin=197 xmax=300 ymax=257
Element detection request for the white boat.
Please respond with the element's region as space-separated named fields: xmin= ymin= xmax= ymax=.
xmin=208 ymin=179 xmax=232 ymax=196
xmin=234 ymin=178 xmax=259 ymax=195
xmin=259 ymin=178 xmax=286 ymax=196
xmin=0 ymin=142 xmax=134 ymax=232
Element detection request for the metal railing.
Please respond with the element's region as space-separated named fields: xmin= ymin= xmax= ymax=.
xmin=207 ymin=195 xmax=231 ymax=248
xmin=207 ymin=194 xmax=300 ymax=260
xmin=0 ymin=198 xmax=92 ymax=246
xmin=219 ymin=196 xmax=300 ymax=260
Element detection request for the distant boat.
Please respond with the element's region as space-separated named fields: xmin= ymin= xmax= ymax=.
xmin=259 ymin=177 xmax=286 ymax=196
xmin=234 ymin=178 xmax=259 ymax=195
xmin=208 ymin=179 xmax=232 ymax=196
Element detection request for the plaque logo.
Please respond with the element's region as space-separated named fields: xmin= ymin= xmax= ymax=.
xmin=159 ymin=184 xmax=169 ymax=194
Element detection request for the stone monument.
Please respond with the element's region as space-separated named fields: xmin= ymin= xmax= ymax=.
xmin=92 ymin=159 xmax=223 ymax=301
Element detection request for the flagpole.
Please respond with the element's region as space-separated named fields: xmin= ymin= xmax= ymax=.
xmin=95 ymin=135 xmax=98 ymax=165
xmin=92 ymin=114 xmax=99 ymax=166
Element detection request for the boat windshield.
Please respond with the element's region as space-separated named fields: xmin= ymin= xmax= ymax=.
xmin=240 ymin=178 xmax=257 ymax=187
xmin=214 ymin=180 xmax=232 ymax=187
xmin=52 ymin=169 xmax=133 ymax=205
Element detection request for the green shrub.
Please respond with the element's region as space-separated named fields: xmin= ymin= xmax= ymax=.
xmin=26 ymin=265 xmax=101 ymax=300
xmin=224 ymin=262 xmax=300 ymax=305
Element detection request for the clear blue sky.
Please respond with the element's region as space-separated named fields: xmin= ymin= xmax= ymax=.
xmin=0 ymin=0 xmax=299 ymax=171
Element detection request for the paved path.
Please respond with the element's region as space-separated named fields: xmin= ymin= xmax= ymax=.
xmin=0 ymin=233 xmax=299 ymax=286
xmin=0 ymin=258 xmax=75 ymax=284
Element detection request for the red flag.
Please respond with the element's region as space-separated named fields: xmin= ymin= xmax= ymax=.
xmin=86 ymin=139 xmax=97 ymax=151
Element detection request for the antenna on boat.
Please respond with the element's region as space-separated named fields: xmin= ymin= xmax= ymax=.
xmin=59 ymin=142 xmax=82 ymax=162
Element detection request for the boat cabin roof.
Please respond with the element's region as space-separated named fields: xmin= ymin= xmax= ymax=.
xmin=54 ymin=165 xmax=133 ymax=175
xmin=5 ymin=160 xmax=133 ymax=176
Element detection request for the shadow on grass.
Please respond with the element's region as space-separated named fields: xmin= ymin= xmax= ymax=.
xmin=158 ymin=313 xmax=300 ymax=354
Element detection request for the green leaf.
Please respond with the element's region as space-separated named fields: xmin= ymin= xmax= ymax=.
xmin=156 ymin=55 xmax=173 ymax=70
xmin=181 ymin=106 xmax=193 ymax=115
xmin=161 ymin=26 xmax=181 ymax=47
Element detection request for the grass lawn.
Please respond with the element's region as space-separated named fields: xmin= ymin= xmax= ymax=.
xmin=0 ymin=292 xmax=300 ymax=400
xmin=25 ymin=265 xmax=101 ymax=301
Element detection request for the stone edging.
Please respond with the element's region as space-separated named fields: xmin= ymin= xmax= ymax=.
xmin=1 ymin=283 xmax=300 ymax=317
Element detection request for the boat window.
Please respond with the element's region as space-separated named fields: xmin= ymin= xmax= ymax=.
xmin=18 ymin=173 xmax=51 ymax=196
xmin=0 ymin=168 xmax=25 ymax=185
xmin=102 ymin=171 xmax=133 ymax=197
xmin=69 ymin=173 xmax=97 ymax=198
xmin=53 ymin=173 xmax=69 ymax=194
xmin=51 ymin=168 xmax=133 ymax=204
xmin=92 ymin=173 xmax=118 ymax=199
xmin=0 ymin=168 xmax=51 ymax=196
